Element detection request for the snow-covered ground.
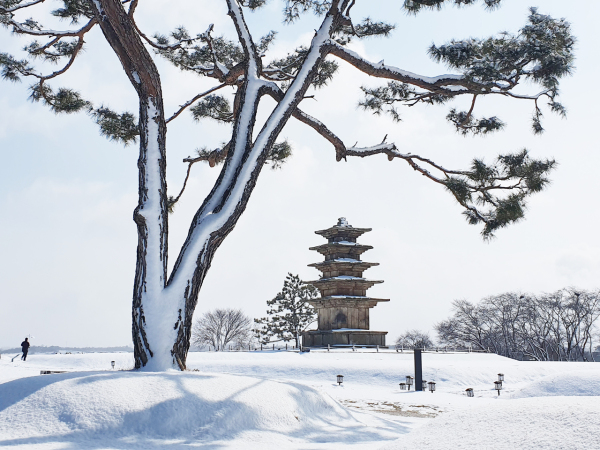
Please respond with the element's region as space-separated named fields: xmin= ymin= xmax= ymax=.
xmin=0 ymin=350 xmax=598 ymax=449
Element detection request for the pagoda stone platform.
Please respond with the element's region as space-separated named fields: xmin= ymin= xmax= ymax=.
xmin=301 ymin=218 xmax=389 ymax=348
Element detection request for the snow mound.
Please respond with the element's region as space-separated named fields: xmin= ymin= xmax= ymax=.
xmin=509 ymin=371 xmax=600 ymax=399
xmin=380 ymin=396 xmax=599 ymax=450
xmin=0 ymin=371 xmax=396 ymax=449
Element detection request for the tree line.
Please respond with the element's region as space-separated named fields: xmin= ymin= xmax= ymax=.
xmin=434 ymin=289 xmax=600 ymax=361
xmin=195 ymin=279 xmax=600 ymax=362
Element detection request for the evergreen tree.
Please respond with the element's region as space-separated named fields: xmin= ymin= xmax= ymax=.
xmin=0 ymin=0 xmax=575 ymax=370
xmin=255 ymin=274 xmax=319 ymax=348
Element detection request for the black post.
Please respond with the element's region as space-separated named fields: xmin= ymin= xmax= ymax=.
xmin=414 ymin=349 xmax=423 ymax=392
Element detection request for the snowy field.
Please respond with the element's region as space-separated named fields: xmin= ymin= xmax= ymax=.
xmin=0 ymin=350 xmax=599 ymax=449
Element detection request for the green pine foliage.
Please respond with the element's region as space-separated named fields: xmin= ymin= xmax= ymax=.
xmin=190 ymin=95 xmax=234 ymax=123
xmin=155 ymin=31 xmax=244 ymax=74
xmin=361 ymin=8 xmax=574 ymax=135
xmin=27 ymin=82 xmax=138 ymax=143
xmin=254 ymin=273 xmax=319 ymax=348
xmin=195 ymin=139 xmax=292 ymax=170
xmin=269 ymin=46 xmax=338 ymax=89
xmin=51 ymin=0 xmax=94 ymax=24
xmin=443 ymin=149 xmax=556 ymax=238
xmin=334 ymin=18 xmax=395 ymax=45
xmin=0 ymin=53 xmax=31 ymax=82
xmin=29 ymin=84 xmax=91 ymax=114
xmin=268 ymin=140 xmax=292 ymax=169
xmin=446 ymin=109 xmax=505 ymax=135
xmin=282 ymin=0 xmax=331 ymax=23
xmin=403 ymin=0 xmax=502 ymax=14
xmin=91 ymin=107 xmax=139 ymax=145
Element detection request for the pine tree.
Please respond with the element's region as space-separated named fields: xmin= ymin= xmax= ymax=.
xmin=0 ymin=0 xmax=575 ymax=370
xmin=255 ymin=274 xmax=319 ymax=348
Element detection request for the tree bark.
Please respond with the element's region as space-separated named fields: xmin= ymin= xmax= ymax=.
xmin=92 ymin=0 xmax=170 ymax=369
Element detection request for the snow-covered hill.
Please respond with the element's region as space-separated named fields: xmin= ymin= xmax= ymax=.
xmin=0 ymin=350 xmax=598 ymax=449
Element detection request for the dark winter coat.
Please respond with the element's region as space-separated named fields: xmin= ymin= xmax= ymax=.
xmin=21 ymin=341 xmax=30 ymax=352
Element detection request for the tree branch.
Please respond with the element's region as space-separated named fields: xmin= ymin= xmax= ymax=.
xmin=327 ymin=40 xmax=470 ymax=92
xmin=166 ymin=83 xmax=227 ymax=123
xmin=1 ymin=0 xmax=46 ymax=13
xmin=9 ymin=17 xmax=96 ymax=37
xmin=38 ymin=34 xmax=85 ymax=81
xmin=260 ymin=81 xmax=346 ymax=160
xmin=226 ymin=0 xmax=261 ymax=76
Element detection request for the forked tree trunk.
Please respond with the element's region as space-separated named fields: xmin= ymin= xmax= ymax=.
xmin=92 ymin=0 xmax=339 ymax=370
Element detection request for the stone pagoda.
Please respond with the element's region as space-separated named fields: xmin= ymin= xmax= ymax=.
xmin=301 ymin=217 xmax=389 ymax=347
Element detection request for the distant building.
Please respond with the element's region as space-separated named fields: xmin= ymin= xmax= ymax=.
xmin=301 ymin=218 xmax=389 ymax=348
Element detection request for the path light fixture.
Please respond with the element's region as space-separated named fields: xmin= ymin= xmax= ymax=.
xmin=337 ymin=374 xmax=344 ymax=386
xmin=498 ymin=373 xmax=504 ymax=382
xmin=428 ymin=381 xmax=436 ymax=393
xmin=494 ymin=380 xmax=502 ymax=396
xmin=466 ymin=388 xmax=474 ymax=397
xmin=399 ymin=382 xmax=406 ymax=391
xmin=111 ymin=361 xmax=115 ymax=369
xmin=422 ymin=380 xmax=427 ymax=390
xmin=406 ymin=376 xmax=414 ymax=391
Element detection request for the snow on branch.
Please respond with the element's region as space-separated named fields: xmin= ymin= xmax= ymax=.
xmin=226 ymin=0 xmax=260 ymax=75
xmin=345 ymin=8 xmax=574 ymax=135
xmin=346 ymin=141 xmax=555 ymax=238
xmin=403 ymin=0 xmax=502 ymax=15
xmin=328 ymin=40 xmax=467 ymax=90
xmin=0 ymin=0 xmax=46 ymax=13
xmin=3 ymin=12 xmax=96 ymax=37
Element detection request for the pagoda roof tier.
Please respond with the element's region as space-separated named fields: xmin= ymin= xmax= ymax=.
xmin=314 ymin=217 xmax=371 ymax=241
xmin=315 ymin=227 xmax=371 ymax=241
xmin=307 ymin=277 xmax=383 ymax=290
xmin=308 ymin=296 xmax=390 ymax=308
xmin=309 ymin=242 xmax=373 ymax=257
xmin=308 ymin=260 xmax=379 ymax=271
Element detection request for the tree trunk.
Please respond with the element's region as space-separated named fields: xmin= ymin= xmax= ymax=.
xmin=91 ymin=0 xmax=339 ymax=370
xmin=92 ymin=0 xmax=171 ymax=370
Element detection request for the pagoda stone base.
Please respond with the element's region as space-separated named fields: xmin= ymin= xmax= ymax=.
xmin=302 ymin=330 xmax=387 ymax=348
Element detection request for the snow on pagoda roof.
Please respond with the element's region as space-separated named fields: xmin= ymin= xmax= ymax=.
xmin=312 ymin=295 xmax=390 ymax=303
xmin=307 ymin=259 xmax=379 ymax=268
xmin=314 ymin=217 xmax=372 ymax=239
xmin=309 ymin=242 xmax=373 ymax=252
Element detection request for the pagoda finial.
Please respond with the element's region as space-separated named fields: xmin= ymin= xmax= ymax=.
xmin=337 ymin=217 xmax=351 ymax=227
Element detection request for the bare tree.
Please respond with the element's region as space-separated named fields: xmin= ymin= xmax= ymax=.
xmin=395 ymin=329 xmax=434 ymax=349
xmin=1 ymin=0 xmax=575 ymax=369
xmin=192 ymin=308 xmax=252 ymax=352
xmin=436 ymin=289 xmax=600 ymax=361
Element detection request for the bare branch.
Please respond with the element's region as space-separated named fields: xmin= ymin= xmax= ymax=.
xmin=166 ymin=83 xmax=227 ymax=124
xmin=39 ymin=34 xmax=85 ymax=81
xmin=127 ymin=0 xmax=138 ymax=17
xmin=260 ymin=81 xmax=345 ymax=160
xmin=168 ymin=143 xmax=231 ymax=210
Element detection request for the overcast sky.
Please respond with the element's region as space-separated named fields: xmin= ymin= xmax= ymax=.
xmin=1 ymin=0 xmax=599 ymax=349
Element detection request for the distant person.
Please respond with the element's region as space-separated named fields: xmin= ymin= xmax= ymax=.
xmin=21 ymin=338 xmax=30 ymax=361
